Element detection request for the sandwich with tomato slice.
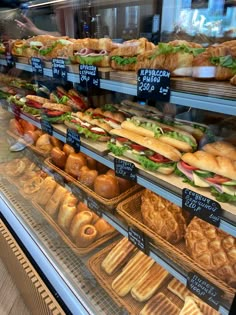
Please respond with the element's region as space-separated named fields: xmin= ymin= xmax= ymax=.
xmin=51 ymin=87 xmax=88 ymax=112
xmin=23 ymin=95 xmax=49 ymax=115
xmin=84 ymin=107 xmax=125 ymax=129
xmin=41 ymin=102 xmax=72 ymax=124
xmin=64 ymin=111 xmax=111 ymax=141
xmin=108 ymin=128 xmax=182 ymax=174
xmin=121 ymin=117 xmax=197 ymax=153
xmin=176 ymin=150 xmax=236 ymax=203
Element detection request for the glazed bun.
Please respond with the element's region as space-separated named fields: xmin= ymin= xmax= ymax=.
xmin=36 ymin=134 xmax=53 ymax=154
xmin=86 ymin=156 xmax=97 ymax=170
xmin=51 ymin=147 xmax=67 ymax=169
xmin=63 ymin=143 xmax=75 ymax=156
xmin=78 ymin=166 xmax=98 ymax=188
xmin=106 ymin=169 xmax=134 ymax=193
xmin=94 ymin=174 xmax=120 ymax=199
xmin=65 ymin=153 xmax=87 ymax=178
xmin=96 ymin=161 xmax=109 ymax=174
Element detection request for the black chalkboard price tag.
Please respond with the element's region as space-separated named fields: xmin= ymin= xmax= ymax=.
xmin=87 ymin=196 xmax=105 ymax=217
xmin=128 ymin=226 xmax=149 ymax=254
xmin=52 ymin=58 xmax=67 ymax=80
xmin=40 ymin=119 xmax=53 ymax=136
xmin=31 ymin=57 xmax=43 ymax=75
xmin=5 ymin=52 xmax=15 ymax=68
xmin=137 ymin=68 xmax=170 ymax=102
xmin=182 ymin=188 xmax=221 ymax=227
xmin=69 ymin=183 xmax=84 ymax=201
xmin=66 ymin=128 xmax=80 ymax=152
xmin=54 ymin=172 xmax=65 ymax=187
xmin=187 ymin=272 xmax=223 ymax=310
xmin=79 ymin=64 xmax=100 ymax=88
xmin=114 ymin=158 xmax=137 ymax=182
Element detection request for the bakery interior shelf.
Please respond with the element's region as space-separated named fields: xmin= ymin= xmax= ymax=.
xmin=0 ymin=176 xmax=231 ymax=315
xmin=0 ymin=58 xmax=235 ymax=115
xmin=4 ymin=105 xmax=236 ymax=239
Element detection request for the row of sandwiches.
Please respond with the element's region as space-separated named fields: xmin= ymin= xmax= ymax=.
xmin=100 ymin=237 xmax=219 ymax=315
xmin=7 ymin=35 xmax=236 ymax=83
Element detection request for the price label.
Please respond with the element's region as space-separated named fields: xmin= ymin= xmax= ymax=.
xmin=54 ymin=172 xmax=65 ymax=187
xmin=66 ymin=128 xmax=80 ymax=152
xmin=137 ymin=69 xmax=170 ymax=102
xmin=128 ymin=226 xmax=149 ymax=254
xmin=79 ymin=65 xmax=100 ymax=88
xmin=87 ymin=196 xmax=105 ymax=217
xmin=187 ymin=272 xmax=223 ymax=310
xmin=40 ymin=119 xmax=53 ymax=136
xmin=52 ymin=58 xmax=67 ymax=81
xmin=69 ymin=183 xmax=84 ymax=201
xmin=11 ymin=104 xmax=21 ymax=119
xmin=182 ymin=188 xmax=221 ymax=227
xmin=5 ymin=52 xmax=15 ymax=68
xmin=31 ymin=57 xmax=43 ymax=75
xmin=114 ymin=158 xmax=137 ymax=182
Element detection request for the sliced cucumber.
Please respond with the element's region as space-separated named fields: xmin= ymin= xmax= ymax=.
xmin=223 ymin=180 xmax=236 ymax=186
xmin=194 ymin=170 xmax=214 ymax=178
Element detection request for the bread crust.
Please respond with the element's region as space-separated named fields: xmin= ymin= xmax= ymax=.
xmin=203 ymin=141 xmax=236 ymax=161
xmin=76 ymin=224 xmax=97 ymax=247
xmin=110 ymin=128 xmax=182 ymax=161
xmin=181 ymin=151 xmax=236 ymax=180
xmin=26 ymin=95 xmax=48 ymax=104
xmin=42 ymin=102 xmax=71 ymax=112
xmin=35 ymin=177 xmax=57 ymax=207
xmin=69 ymin=210 xmax=93 ymax=240
xmin=45 ymin=185 xmax=67 ymax=217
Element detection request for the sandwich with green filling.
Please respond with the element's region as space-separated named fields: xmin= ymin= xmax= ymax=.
xmin=108 ymin=128 xmax=181 ymax=174
xmin=121 ymin=117 xmax=197 ymax=152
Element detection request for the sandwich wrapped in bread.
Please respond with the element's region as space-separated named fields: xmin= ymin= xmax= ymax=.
xmin=41 ymin=102 xmax=72 ymax=124
xmin=23 ymin=95 xmax=49 ymax=115
xmin=176 ymin=151 xmax=236 ymax=202
xmin=108 ymin=128 xmax=182 ymax=174
xmin=203 ymin=141 xmax=236 ymax=161
xmin=121 ymin=117 xmax=197 ymax=152
xmin=110 ymin=38 xmax=155 ymax=71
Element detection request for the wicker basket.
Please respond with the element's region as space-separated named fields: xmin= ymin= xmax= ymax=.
xmin=117 ymin=190 xmax=235 ymax=303
xmin=88 ymin=241 xmax=182 ymax=315
xmin=44 ymin=157 xmax=142 ymax=211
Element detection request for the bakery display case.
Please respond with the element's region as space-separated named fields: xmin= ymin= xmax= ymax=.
xmin=0 ymin=1 xmax=236 ymax=315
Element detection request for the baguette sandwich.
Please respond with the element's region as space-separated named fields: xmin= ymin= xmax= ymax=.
xmin=203 ymin=141 xmax=236 ymax=161
xmin=110 ymin=37 xmax=155 ymax=71
xmin=70 ymin=38 xmax=116 ymax=67
xmin=41 ymin=102 xmax=72 ymax=124
xmin=136 ymin=40 xmax=205 ymax=76
xmin=84 ymin=107 xmax=125 ymax=129
xmin=121 ymin=117 xmax=197 ymax=152
xmin=176 ymin=150 xmax=236 ymax=202
xmin=23 ymin=95 xmax=49 ymax=115
xmin=64 ymin=111 xmax=111 ymax=141
xmin=108 ymin=128 xmax=182 ymax=174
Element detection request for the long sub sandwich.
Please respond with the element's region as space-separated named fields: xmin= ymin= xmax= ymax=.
xmin=176 ymin=151 xmax=236 ymax=202
xmin=108 ymin=128 xmax=181 ymax=174
xmin=121 ymin=117 xmax=197 ymax=152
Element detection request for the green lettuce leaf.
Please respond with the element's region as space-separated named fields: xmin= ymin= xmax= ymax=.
xmin=138 ymin=155 xmax=175 ymax=172
xmin=174 ymin=168 xmax=195 ymax=186
xmin=73 ymin=55 xmax=104 ymax=65
xmin=210 ymin=55 xmax=236 ymax=73
xmin=111 ymin=56 xmax=137 ymax=65
xmin=107 ymin=142 xmax=128 ymax=156
xmin=41 ymin=112 xmax=70 ymax=123
xmin=23 ymin=104 xmax=41 ymax=115
xmin=211 ymin=187 xmax=236 ymax=203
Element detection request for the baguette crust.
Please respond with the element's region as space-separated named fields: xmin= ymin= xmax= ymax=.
xmin=181 ymin=151 xmax=236 ymax=180
xmin=203 ymin=141 xmax=236 ymax=160
xmin=42 ymin=102 xmax=71 ymax=112
xmin=112 ymin=251 xmax=155 ymax=297
xmin=139 ymin=292 xmax=180 ymax=315
xmin=101 ymin=238 xmax=136 ymax=275
xmin=121 ymin=119 xmax=196 ymax=152
xmin=110 ymin=128 xmax=182 ymax=161
xmin=26 ymin=95 xmax=49 ymax=104
xmin=131 ymin=263 xmax=169 ymax=302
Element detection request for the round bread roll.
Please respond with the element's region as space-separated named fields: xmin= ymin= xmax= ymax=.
xmin=69 ymin=210 xmax=93 ymax=240
xmin=63 ymin=143 xmax=75 ymax=156
xmin=94 ymin=174 xmax=120 ymax=199
xmin=76 ymin=224 xmax=97 ymax=247
xmin=50 ymin=136 xmax=63 ymax=149
xmin=24 ymin=129 xmax=42 ymax=144
xmin=78 ymin=166 xmax=98 ymax=188
xmin=65 ymin=153 xmax=87 ymax=178
xmin=96 ymin=161 xmax=109 ymax=174
xmin=51 ymin=147 xmax=67 ymax=169
xmin=106 ymin=169 xmax=134 ymax=193
xmin=86 ymin=156 xmax=97 ymax=170
xmin=36 ymin=134 xmax=53 ymax=154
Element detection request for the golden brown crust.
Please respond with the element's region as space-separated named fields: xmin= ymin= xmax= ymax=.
xmin=75 ymin=224 xmax=97 ymax=247
xmin=110 ymin=128 xmax=182 ymax=161
xmin=93 ymin=218 xmax=115 ymax=238
xmin=35 ymin=177 xmax=57 ymax=207
xmin=57 ymin=193 xmax=77 ymax=232
xmin=179 ymin=296 xmax=203 ymax=315
xmin=69 ymin=210 xmax=93 ymax=240
xmin=45 ymin=185 xmax=67 ymax=217
xmin=230 ymin=74 xmax=236 ymax=85
xmin=25 ymin=95 xmax=48 ymax=104
xmin=181 ymin=150 xmax=236 ymax=180
xmin=110 ymin=38 xmax=154 ymax=57
xmin=42 ymin=102 xmax=72 ymax=112
xmin=203 ymin=141 xmax=236 ymax=160
xmin=64 ymin=153 xmax=87 ymax=178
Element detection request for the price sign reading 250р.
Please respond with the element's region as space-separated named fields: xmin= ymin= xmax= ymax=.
xmin=137 ymin=69 xmax=171 ymax=102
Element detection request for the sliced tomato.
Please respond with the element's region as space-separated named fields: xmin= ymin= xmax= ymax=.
xmin=45 ymin=110 xmax=64 ymax=117
xmin=181 ymin=161 xmax=198 ymax=171
xmin=26 ymin=100 xmax=42 ymax=109
xmin=130 ymin=144 xmax=147 ymax=151
xmin=149 ymin=153 xmax=170 ymax=163
xmin=93 ymin=113 xmax=104 ymax=119
xmin=70 ymin=95 xmax=86 ymax=109
xmin=206 ymin=175 xmax=230 ymax=184
xmin=105 ymin=117 xmax=119 ymax=124
xmin=116 ymin=137 xmax=129 ymax=143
